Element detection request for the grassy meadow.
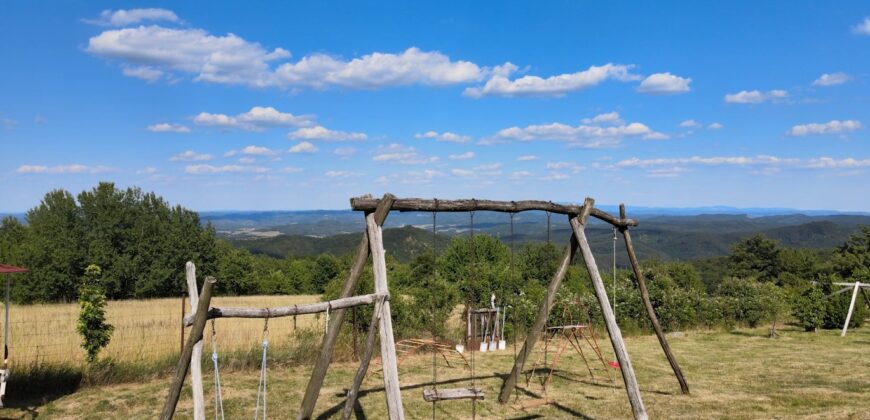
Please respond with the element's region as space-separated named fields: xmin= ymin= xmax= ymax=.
xmin=1 ymin=322 xmax=868 ymax=419
xmin=5 ymin=295 xmax=323 ymax=366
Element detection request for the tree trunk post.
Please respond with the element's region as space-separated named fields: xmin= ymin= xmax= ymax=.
xmin=298 ymin=194 xmax=395 ymax=419
xmin=620 ymin=204 xmax=690 ymax=395
xmin=342 ymin=294 xmax=385 ymax=420
xmin=366 ymin=210 xmax=405 ymax=420
xmin=185 ymin=262 xmax=205 ymax=420
xmin=571 ymin=198 xmax=647 ymax=420
xmin=160 ymin=276 xmax=216 ymax=420
xmin=498 ymin=232 xmax=580 ymax=403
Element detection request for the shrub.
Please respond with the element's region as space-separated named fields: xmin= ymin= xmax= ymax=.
xmin=792 ymin=284 xmax=825 ymax=331
xmin=77 ymin=264 xmax=114 ymax=364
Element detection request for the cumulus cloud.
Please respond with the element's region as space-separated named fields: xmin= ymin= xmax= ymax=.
xmin=170 ymin=150 xmax=212 ymax=161
xmin=194 ymin=106 xmax=313 ymax=131
xmin=545 ymin=162 xmax=585 ymax=173
xmin=147 ymin=122 xmax=190 ymax=133
xmin=86 ymin=8 xmax=180 ymax=26
xmin=288 ymin=141 xmax=318 ymax=154
xmin=517 ymin=155 xmax=538 ymax=161
xmin=372 ymin=144 xmax=439 ymax=165
xmin=122 ymin=66 xmax=164 ymax=82
xmin=333 ymin=147 xmax=357 ymax=157
xmin=136 ymin=167 xmax=158 ymax=175
xmin=679 ymin=119 xmax=701 ymax=128
xmin=812 ymin=72 xmax=850 ymax=87
xmin=610 ymin=154 xmax=870 ymax=177
xmin=449 ymin=151 xmax=475 ymax=160
xmin=289 ymin=126 xmax=367 ymax=141
xmin=637 ymin=72 xmax=692 ymax=94
xmin=464 ymin=63 xmax=640 ymax=98
xmin=787 ymin=120 xmax=862 ymax=136
xmin=582 ymin=112 xmax=624 ymax=125
xmin=185 ymin=164 xmax=269 ymax=174
xmin=852 ymin=17 xmax=870 ymax=35
xmin=240 ymin=145 xmax=278 ymax=156
xmin=325 ymin=170 xmax=362 ymax=178
xmin=280 ymin=166 xmax=304 ymax=173
xmin=415 ymin=131 xmax=471 ymax=143
xmin=488 ymin=114 xmax=665 ymax=148
xmin=707 ymin=122 xmax=723 ymax=130
xmin=724 ymin=89 xmax=788 ymax=104
xmin=510 ymin=170 xmax=534 ymax=180
xmin=376 ymin=170 xmax=444 ymax=185
xmin=16 ymin=164 xmax=116 ymax=174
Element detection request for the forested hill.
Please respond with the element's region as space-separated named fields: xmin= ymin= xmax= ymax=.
xmin=230 ymin=216 xmax=869 ymax=263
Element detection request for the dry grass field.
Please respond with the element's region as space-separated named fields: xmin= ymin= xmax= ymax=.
xmin=2 ymin=324 xmax=868 ymax=419
xmin=5 ymin=295 xmax=323 ymax=366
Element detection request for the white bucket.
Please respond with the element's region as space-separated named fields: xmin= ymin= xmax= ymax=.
xmin=455 ymin=344 xmax=465 ymax=354
xmin=479 ymin=342 xmax=488 ymax=352
xmin=498 ymin=339 xmax=507 ymax=350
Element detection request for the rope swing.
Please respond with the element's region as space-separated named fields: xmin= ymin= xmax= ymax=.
xmin=254 ymin=310 xmax=270 ymax=420
xmin=210 ymin=319 xmax=225 ymax=420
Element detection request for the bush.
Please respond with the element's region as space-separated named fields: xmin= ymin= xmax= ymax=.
xmin=715 ymin=278 xmax=788 ymax=328
xmin=792 ymin=284 xmax=825 ymax=331
xmin=77 ymin=265 xmax=113 ymax=364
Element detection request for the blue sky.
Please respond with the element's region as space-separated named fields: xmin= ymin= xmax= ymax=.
xmin=1 ymin=1 xmax=868 ymax=212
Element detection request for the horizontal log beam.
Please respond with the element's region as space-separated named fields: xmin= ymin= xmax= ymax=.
xmin=184 ymin=293 xmax=387 ymax=326
xmin=349 ymin=197 xmax=637 ymax=228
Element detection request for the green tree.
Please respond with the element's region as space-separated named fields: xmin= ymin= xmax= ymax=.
xmin=831 ymin=227 xmax=870 ymax=279
xmin=793 ymin=283 xmax=825 ymax=332
xmin=77 ymin=264 xmax=113 ymax=364
xmin=729 ymin=235 xmax=782 ymax=282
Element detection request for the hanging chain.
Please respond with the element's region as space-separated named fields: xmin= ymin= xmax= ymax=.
xmin=431 ymin=210 xmax=437 ymax=420
xmin=612 ymin=227 xmax=618 ymax=320
xmin=211 ymin=319 xmax=225 ymax=420
xmin=254 ymin=309 xmax=270 ymax=420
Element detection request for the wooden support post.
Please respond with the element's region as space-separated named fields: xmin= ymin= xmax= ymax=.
xmin=841 ymin=281 xmax=860 ymax=336
xmin=366 ymin=211 xmax=405 ymax=420
xmin=185 ymin=262 xmax=205 ymax=420
xmin=160 ymin=276 xmax=216 ymax=420
xmin=342 ymin=295 xmax=385 ymax=420
xmin=620 ymin=204 xmax=690 ymax=395
xmin=498 ymin=232 xmax=579 ymax=403
xmin=571 ymin=198 xmax=647 ymax=420
xmin=298 ymin=194 xmax=395 ymax=420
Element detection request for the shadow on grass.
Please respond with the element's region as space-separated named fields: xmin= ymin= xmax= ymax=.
xmin=2 ymin=363 xmax=82 ymax=418
xmin=318 ymin=371 xmax=595 ymax=420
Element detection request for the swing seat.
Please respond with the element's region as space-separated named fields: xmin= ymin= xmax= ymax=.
xmin=422 ymin=387 xmax=484 ymax=402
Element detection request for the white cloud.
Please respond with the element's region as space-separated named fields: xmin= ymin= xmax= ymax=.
xmin=852 ymin=17 xmax=870 ymax=35
xmin=646 ymin=167 xmax=690 ymax=178
xmin=376 ymin=170 xmax=444 ymax=185
xmin=280 ymin=166 xmax=304 ymax=173
xmin=122 ymin=66 xmax=164 ymax=82
xmin=170 ymin=150 xmax=212 ymax=161
xmin=582 ymin=112 xmax=623 ymax=125
xmin=615 ymin=155 xmax=796 ymax=168
xmin=136 ymin=167 xmax=158 ymax=175
xmin=510 ymin=170 xmax=534 ymax=180
xmin=185 ymin=164 xmax=270 ymax=174
xmin=489 ymin=115 xmax=663 ymax=148
xmin=414 ymin=131 xmax=471 ymax=143
xmin=238 ymin=157 xmax=256 ymax=164
xmin=451 ymin=168 xmax=475 ymax=177
xmin=87 ymin=8 xmax=180 ymax=26
xmin=289 ymin=126 xmax=367 ymax=141
xmin=16 ymin=164 xmax=116 ymax=174
xmin=1 ymin=118 xmax=17 ymax=128
xmin=679 ymin=119 xmax=701 ymax=128
xmin=276 ymin=47 xmax=485 ymax=89
xmin=449 ymin=151 xmax=476 ymax=160
xmin=288 ymin=141 xmax=318 ymax=154
xmin=147 ymin=122 xmax=190 ymax=133
xmin=88 ymin=24 xmax=487 ymax=90
xmin=546 ymin=162 xmax=585 ymax=173
xmin=802 ymin=157 xmax=870 ymax=169
xmin=517 ymin=155 xmax=538 ymax=161
xmin=724 ymin=89 xmax=788 ymax=104
xmin=637 ymin=72 xmax=691 ymax=94
xmin=325 ymin=170 xmax=362 ymax=178
xmin=194 ymin=106 xmax=313 ymax=131
xmin=610 ymin=154 xmax=870 ymax=177
xmin=241 ymin=145 xmax=277 ymax=156
xmin=464 ymin=63 xmax=640 ymax=98
xmin=812 ymin=72 xmax=850 ymax=87
xmin=333 ymin=147 xmax=357 ymax=157
xmin=707 ymin=122 xmax=723 ymax=130
xmin=788 ymin=120 xmax=862 ymax=136
xmin=224 ymin=150 xmax=238 ymax=157
xmin=372 ymin=144 xmax=439 ymax=165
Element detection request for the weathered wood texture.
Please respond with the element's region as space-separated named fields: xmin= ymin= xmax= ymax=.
xmin=422 ymin=388 xmax=484 ymax=402
xmin=367 ymin=211 xmax=405 ymax=420
xmin=298 ymin=194 xmax=395 ymax=420
xmin=183 ymin=293 xmax=386 ymax=326
xmin=160 ymin=276 xmax=216 ymax=420
xmin=497 ymin=227 xmax=582 ymax=402
xmin=342 ymin=295 xmax=385 ymax=420
xmin=185 ymin=262 xmax=205 ymax=420
xmin=571 ymin=199 xmax=647 ymax=420
xmin=349 ymin=197 xmax=637 ymax=228
xmin=620 ymin=204 xmax=690 ymax=395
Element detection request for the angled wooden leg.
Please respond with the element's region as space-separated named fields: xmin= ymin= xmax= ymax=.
xmin=343 ymin=295 xmax=385 ymax=420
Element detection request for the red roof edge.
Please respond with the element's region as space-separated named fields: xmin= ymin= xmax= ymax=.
xmin=0 ymin=264 xmax=28 ymax=274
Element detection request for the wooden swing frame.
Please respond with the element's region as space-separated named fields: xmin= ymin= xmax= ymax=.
xmin=162 ymin=194 xmax=689 ymax=420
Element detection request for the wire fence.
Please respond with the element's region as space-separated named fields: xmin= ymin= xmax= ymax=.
xmin=3 ymin=295 xmax=327 ymax=367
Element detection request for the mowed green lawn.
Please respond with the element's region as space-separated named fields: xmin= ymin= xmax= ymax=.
xmin=4 ymin=325 xmax=868 ymax=419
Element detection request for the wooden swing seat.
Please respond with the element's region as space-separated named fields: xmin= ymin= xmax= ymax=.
xmin=422 ymin=387 xmax=484 ymax=402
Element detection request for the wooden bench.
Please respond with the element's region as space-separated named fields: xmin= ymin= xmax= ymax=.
xmin=422 ymin=387 xmax=484 ymax=402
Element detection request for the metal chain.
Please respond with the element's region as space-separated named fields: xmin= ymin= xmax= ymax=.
xmin=211 ymin=319 xmax=225 ymax=420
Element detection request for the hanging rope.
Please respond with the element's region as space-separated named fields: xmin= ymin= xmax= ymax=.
xmin=612 ymin=227 xmax=618 ymax=320
xmin=509 ymin=212 xmax=519 ymax=402
xmin=546 ymin=210 xmax=551 ymax=245
xmin=211 ymin=319 xmax=225 ymax=420
xmin=431 ymin=210 xmax=437 ymax=420
xmin=469 ymin=210 xmax=477 ymax=419
xmin=254 ymin=309 xmax=270 ymax=420
xmin=325 ymin=303 xmax=331 ymax=334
